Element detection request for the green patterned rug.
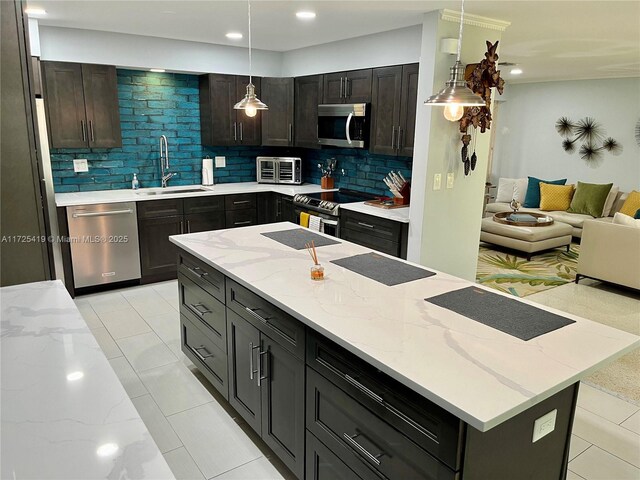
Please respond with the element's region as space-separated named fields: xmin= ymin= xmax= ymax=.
xmin=476 ymin=243 xmax=580 ymax=297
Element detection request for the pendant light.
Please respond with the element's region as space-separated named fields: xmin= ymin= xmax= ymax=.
xmin=424 ymin=0 xmax=484 ymax=121
xmin=234 ymin=0 xmax=268 ymax=117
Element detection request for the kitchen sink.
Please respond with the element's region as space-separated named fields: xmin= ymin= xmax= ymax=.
xmin=136 ymin=187 xmax=210 ymax=196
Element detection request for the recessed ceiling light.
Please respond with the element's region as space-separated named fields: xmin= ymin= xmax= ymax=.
xmin=96 ymin=443 xmax=119 ymax=457
xmin=66 ymin=371 xmax=84 ymax=382
xmin=510 ymin=68 xmax=523 ymax=75
xmin=150 ymin=68 xmax=165 ymax=73
xmin=296 ymin=11 xmax=316 ymax=20
xmin=25 ymin=8 xmax=46 ymax=15
xmin=226 ymin=32 xmax=243 ymax=40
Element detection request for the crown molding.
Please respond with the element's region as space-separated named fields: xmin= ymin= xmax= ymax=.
xmin=441 ymin=9 xmax=511 ymax=32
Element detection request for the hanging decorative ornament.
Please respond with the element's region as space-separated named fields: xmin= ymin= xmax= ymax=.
xmin=234 ymin=0 xmax=268 ymax=117
xmin=461 ymin=134 xmax=471 ymax=176
xmin=470 ymin=128 xmax=478 ymax=171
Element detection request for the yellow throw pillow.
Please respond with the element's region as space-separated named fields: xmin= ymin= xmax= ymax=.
xmin=539 ymin=183 xmax=575 ymax=211
xmin=619 ymin=190 xmax=640 ymax=217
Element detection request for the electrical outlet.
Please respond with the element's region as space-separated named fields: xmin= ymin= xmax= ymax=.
xmin=446 ymin=173 xmax=454 ymax=189
xmin=215 ymin=156 xmax=226 ymax=168
xmin=532 ymin=409 xmax=557 ymax=443
xmin=73 ymin=159 xmax=88 ymax=173
xmin=433 ymin=173 xmax=442 ymax=190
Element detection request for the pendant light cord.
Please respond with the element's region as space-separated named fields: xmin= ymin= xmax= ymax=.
xmin=247 ymin=0 xmax=252 ymax=84
xmin=456 ymin=0 xmax=465 ymax=62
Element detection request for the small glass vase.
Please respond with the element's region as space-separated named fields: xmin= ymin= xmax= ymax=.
xmin=310 ymin=264 xmax=324 ymax=281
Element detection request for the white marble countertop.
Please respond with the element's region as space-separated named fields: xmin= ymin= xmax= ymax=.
xmin=340 ymin=201 xmax=410 ymax=223
xmin=169 ymin=222 xmax=639 ymax=432
xmin=55 ymin=182 xmax=337 ymax=207
xmin=0 ymin=280 xmax=175 ymax=479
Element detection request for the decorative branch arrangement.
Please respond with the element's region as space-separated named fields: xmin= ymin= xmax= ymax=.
xmin=555 ymin=117 xmax=622 ymax=163
xmin=457 ymin=40 xmax=505 ymax=176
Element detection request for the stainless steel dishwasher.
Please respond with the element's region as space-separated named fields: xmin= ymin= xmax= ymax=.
xmin=66 ymin=202 xmax=141 ymax=288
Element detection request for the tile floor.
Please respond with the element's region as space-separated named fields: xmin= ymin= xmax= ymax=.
xmin=74 ymin=280 xmax=640 ymax=480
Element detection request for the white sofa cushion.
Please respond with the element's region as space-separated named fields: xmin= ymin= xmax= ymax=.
xmin=495 ymin=178 xmax=527 ymax=203
xmin=613 ymin=212 xmax=640 ymax=229
xmin=601 ymin=186 xmax=619 ymax=217
xmin=545 ymin=211 xmax=594 ymax=228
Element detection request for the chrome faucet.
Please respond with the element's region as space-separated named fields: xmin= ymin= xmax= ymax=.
xmin=159 ymin=135 xmax=175 ymax=187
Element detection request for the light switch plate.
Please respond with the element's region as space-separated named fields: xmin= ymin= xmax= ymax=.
xmin=215 ymin=156 xmax=226 ymax=168
xmin=433 ymin=173 xmax=442 ymax=190
xmin=446 ymin=173 xmax=454 ymax=189
xmin=532 ymin=409 xmax=557 ymax=443
xmin=73 ymin=159 xmax=88 ymax=173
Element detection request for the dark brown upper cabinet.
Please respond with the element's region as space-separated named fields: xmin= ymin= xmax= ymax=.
xmin=369 ymin=63 xmax=419 ymax=157
xmin=41 ymin=61 xmax=121 ymax=149
xmin=322 ymin=69 xmax=372 ymax=104
xmin=261 ymin=77 xmax=294 ymax=147
xmin=199 ymin=74 xmax=262 ymax=147
xmin=294 ymin=75 xmax=323 ymax=149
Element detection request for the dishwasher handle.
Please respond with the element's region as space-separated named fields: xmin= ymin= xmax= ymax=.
xmin=72 ymin=209 xmax=133 ymax=218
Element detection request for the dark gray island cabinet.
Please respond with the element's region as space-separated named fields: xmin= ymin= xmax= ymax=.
xmin=171 ymin=224 xmax=638 ymax=480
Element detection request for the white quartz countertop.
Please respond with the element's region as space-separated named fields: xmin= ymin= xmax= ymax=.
xmin=169 ymin=223 xmax=639 ymax=432
xmin=55 ymin=182 xmax=337 ymax=207
xmin=0 ymin=280 xmax=175 ymax=479
xmin=340 ymin=201 xmax=410 ymax=223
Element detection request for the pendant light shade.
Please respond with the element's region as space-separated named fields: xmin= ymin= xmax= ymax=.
xmin=235 ymin=0 xmax=268 ymax=116
xmin=424 ymin=0 xmax=484 ymax=119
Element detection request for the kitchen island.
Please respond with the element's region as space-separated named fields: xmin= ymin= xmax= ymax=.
xmin=170 ymin=222 xmax=638 ymax=479
xmin=0 ymin=280 xmax=174 ymax=480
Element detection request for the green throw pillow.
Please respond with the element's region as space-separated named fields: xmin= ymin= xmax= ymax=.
xmin=567 ymin=182 xmax=613 ymax=217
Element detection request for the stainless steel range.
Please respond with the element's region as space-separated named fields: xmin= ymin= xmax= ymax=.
xmin=293 ymin=189 xmax=377 ymax=236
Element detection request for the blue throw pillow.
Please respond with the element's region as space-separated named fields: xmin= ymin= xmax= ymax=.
xmin=634 ymin=208 xmax=640 ymax=219
xmin=523 ymin=176 xmax=567 ymax=208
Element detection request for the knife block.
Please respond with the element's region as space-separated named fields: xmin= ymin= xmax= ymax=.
xmin=321 ymin=176 xmax=334 ymax=189
xmin=393 ymin=182 xmax=411 ymax=206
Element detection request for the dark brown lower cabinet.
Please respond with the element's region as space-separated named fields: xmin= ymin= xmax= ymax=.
xmin=138 ymin=215 xmax=182 ymax=283
xmin=227 ymin=309 xmax=305 ymax=479
xmin=185 ymin=212 xmax=225 ymax=233
xmin=306 ymin=432 xmax=362 ymax=480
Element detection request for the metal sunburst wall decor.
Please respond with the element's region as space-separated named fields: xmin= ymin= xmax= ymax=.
xmin=555 ymin=116 xmax=623 ymax=163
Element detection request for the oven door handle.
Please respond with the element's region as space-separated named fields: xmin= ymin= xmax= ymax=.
xmin=345 ymin=112 xmax=354 ymax=145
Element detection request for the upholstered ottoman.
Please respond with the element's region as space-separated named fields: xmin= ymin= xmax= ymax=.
xmin=480 ymin=217 xmax=573 ymax=259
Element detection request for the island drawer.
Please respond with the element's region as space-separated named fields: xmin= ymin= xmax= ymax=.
xmin=184 ymin=195 xmax=224 ymax=214
xmin=307 ymin=367 xmax=458 ymax=480
xmin=307 ymin=332 xmax=462 ymax=470
xmin=137 ymin=198 xmax=183 ymax=218
xmin=306 ymin=431 xmax=368 ymax=480
xmin=181 ymin=315 xmax=228 ymax=399
xmin=178 ymin=252 xmax=225 ymax=303
xmin=225 ymin=193 xmax=257 ymax=211
xmin=225 ymin=209 xmax=258 ymax=228
xmin=179 ymin=273 xmax=226 ymax=352
xmin=340 ymin=210 xmax=403 ymax=241
xmin=226 ymin=279 xmax=305 ymax=359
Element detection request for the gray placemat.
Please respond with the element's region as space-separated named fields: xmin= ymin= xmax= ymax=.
xmin=261 ymin=228 xmax=340 ymax=250
xmin=331 ymin=252 xmax=436 ymax=286
xmin=425 ymin=286 xmax=575 ymax=341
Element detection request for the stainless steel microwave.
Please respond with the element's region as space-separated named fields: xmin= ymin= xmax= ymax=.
xmin=256 ymin=157 xmax=302 ymax=185
xmin=317 ymin=103 xmax=368 ymax=148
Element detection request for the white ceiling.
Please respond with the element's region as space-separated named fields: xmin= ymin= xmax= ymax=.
xmin=29 ymin=1 xmax=640 ymax=83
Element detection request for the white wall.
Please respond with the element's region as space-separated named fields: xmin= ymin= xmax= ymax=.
xmin=39 ymin=26 xmax=283 ymax=76
xmin=492 ymin=78 xmax=640 ymax=192
xmin=280 ymin=25 xmax=422 ymax=77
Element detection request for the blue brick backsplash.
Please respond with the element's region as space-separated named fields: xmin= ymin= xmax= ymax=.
xmin=50 ymin=69 xmax=411 ymax=195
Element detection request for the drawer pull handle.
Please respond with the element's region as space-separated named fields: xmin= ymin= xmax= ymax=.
xmin=235 ymin=221 xmax=252 ymax=226
xmin=249 ymin=342 xmax=260 ymax=380
xmin=189 ymin=303 xmax=211 ymax=317
xmin=345 ymin=374 xmax=384 ymax=404
xmin=257 ymin=350 xmax=268 ymax=387
xmin=357 ymin=222 xmax=375 ymax=229
xmin=245 ymin=307 xmax=270 ymax=324
xmin=343 ymin=432 xmax=384 ymax=466
xmin=233 ymin=200 xmax=251 ymax=205
xmin=193 ymin=345 xmax=214 ymax=361
xmin=187 ymin=266 xmax=209 ymax=278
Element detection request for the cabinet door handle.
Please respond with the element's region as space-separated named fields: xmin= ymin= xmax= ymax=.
xmin=89 ymin=120 xmax=95 ymax=142
xmin=186 ymin=265 xmax=209 ymax=278
xmin=288 ymin=124 xmax=292 ymax=143
xmin=343 ymin=432 xmax=384 ymax=466
xmin=193 ymin=345 xmax=214 ymax=361
xmin=233 ymin=122 xmax=237 ymax=141
xmin=346 ymin=77 xmax=351 ymax=98
xmin=398 ymin=127 xmax=403 ymax=150
xmin=180 ymin=221 xmax=184 ymax=234
xmin=239 ymin=122 xmax=243 ymax=142
xmin=257 ymin=349 xmax=268 ymax=387
xmin=189 ymin=303 xmax=211 ymax=318
xmin=345 ymin=374 xmax=384 ymax=404
xmin=249 ymin=342 xmax=260 ymax=380
xmin=80 ymin=120 xmax=86 ymax=142
xmin=339 ymin=77 xmax=344 ymax=98
xmin=186 ymin=219 xmax=191 ymax=232
xmin=357 ymin=222 xmax=375 ymax=229
xmin=391 ymin=126 xmax=396 ymax=150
